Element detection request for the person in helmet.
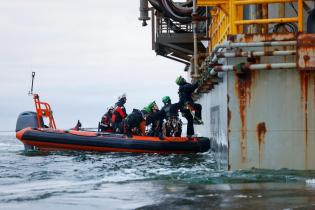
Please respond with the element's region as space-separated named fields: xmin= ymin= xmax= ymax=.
xmin=145 ymin=101 xmax=164 ymax=137
xmin=175 ymin=76 xmax=202 ymax=137
xmin=123 ymin=108 xmax=146 ymax=137
xmin=99 ymin=106 xmax=114 ymax=132
xmin=112 ymin=94 xmax=128 ymax=133
xmin=161 ymin=96 xmax=182 ymax=137
xmin=72 ymin=120 xmax=82 ymax=131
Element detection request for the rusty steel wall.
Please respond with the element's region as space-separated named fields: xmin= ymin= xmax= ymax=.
xmin=194 ymin=33 xmax=315 ymax=170
xmin=195 ymin=68 xmax=315 ymax=170
xmin=227 ymin=69 xmax=315 ymax=170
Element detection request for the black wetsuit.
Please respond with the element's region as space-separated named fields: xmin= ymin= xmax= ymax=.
xmin=124 ymin=109 xmax=144 ymax=136
xmin=146 ymin=110 xmax=164 ymax=137
xmin=178 ymin=81 xmax=202 ymax=136
xmin=161 ymin=102 xmax=181 ymax=118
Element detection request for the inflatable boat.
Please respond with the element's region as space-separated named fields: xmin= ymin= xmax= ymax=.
xmin=15 ymin=94 xmax=210 ymax=154
xmin=16 ymin=127 xmax=210 ymax=153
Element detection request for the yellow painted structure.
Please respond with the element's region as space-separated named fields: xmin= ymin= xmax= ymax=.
xmin=197 ymin=0 xmax=304 ymax=49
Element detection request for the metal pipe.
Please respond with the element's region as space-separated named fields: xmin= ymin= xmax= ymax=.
xmin=205 ymin=6 xmax=208 ymax=46
xmin=248 ymin=5 xmax=258 ymax=33
xmin=210 ymin=40 xmax=296 ymax=63
xmin=210 ymin=62 xmax=297 ymax=74
xmin=277 ymin=3 xmax=286 ymax=32
xmin=159 ymin=0 xmax=192 ymax=23
xmin=139 ymin=0 xmax=150 ymax=26
xmin=193 ymin=0 xmax=198 ymax=78
xmin=234 ymin=17 xmax=298 ymax=25
xmin=297 ymin=0 xmax=303 ymax=31
xmin=257 ymin=4 xmax=263 ymax=33
xmin=216 ymin=40 xmax=296 ymax=48
xmin=216 ymin=50 xmax=296 ymax=58
xmin=151 ymin=8 xmax=155 ymax=50
xmin=261 ymin=3 xmax=268 ymax=33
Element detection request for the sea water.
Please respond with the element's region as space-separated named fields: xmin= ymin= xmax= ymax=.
xmin=1 ymin=134 xmax=315 ymax=210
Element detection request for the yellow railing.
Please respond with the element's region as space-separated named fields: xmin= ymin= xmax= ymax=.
xmin=209 ymin=8 xmax=230 ymax=50
xmin=197 ymin=0 xmax=304 ymax=49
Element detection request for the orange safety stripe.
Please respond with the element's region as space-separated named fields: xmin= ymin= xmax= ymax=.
xmin=16 ymin=127 xmax=196 ymax=143
xmin=68 ymin=130 xmax=97 ymax=136
xmin=16 ymin=127 xmax=31 ymax=140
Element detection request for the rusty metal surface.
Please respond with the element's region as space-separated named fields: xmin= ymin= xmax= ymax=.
xmin=225 ymin=44 xmax=314 ymax=170
xmin=227 ymin=69 xmax=315 ymax=170
xmin=195 ymin=41 xmax=315 ymax=170
xmin=227 ymin=33 xmax=296 ymax=43
xmin=297 ymin=33 xmax=315 ymax=71
xmin=190 ymin=0 xmax=314 ymax=171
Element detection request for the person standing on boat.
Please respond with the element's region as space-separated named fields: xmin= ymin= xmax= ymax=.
xmin=72 ymin=120 xmax=82 ymax=131
xmin=145 ymin=101 xmax=164 ymax=137
xmin=100 ymin=106 xmax=114 ymax=132
xmin=161 ymin=96 xmax=182 ymax=137
xmin=175 ymin=76 xmax=202 ymax=137
xmin=112 ymin=94 xmax=128 ymax=133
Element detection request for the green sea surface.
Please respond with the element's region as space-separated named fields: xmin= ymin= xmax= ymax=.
xmin=1 ymin=134 xmax=315 ymax=210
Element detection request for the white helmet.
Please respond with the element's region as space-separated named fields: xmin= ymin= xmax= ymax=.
xmin=107 ymin=105 xmax=114 ymax=111
xmin=118 ymin=93 xmax=127 ymax=100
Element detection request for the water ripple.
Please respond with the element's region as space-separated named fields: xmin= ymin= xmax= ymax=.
xmin=1 ymin=135 xmax=315 ymax=209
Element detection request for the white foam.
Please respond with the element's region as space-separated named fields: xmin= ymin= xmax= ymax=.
xmin=234 ymin=194 xmax=248 ymax=198
xmin=306 ymin=179 xmax=315 ymax=184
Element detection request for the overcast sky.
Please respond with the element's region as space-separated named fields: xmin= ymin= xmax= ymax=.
xmin=0 ymin=0 xmax=187 ymax=131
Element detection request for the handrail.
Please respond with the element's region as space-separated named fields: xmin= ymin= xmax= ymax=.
xmin=234 ymin=0 xmax=296 ymax=4
xmin=197 ymin=0 xmax=304 ymax=49
xmin=234 ymin=17 xmax=299 ymax=25
xmin=209 ymin=8 xmax=230 ymax=50
xmin=33 ymin=94 xmax=56 ymax=129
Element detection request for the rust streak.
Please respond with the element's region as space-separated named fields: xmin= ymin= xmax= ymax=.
xmin=256 ymin=122 xmax=267 ymax=168
xmin=304 ymin=55 xmax=310 ymax=67
xmin=227 ymin=33 xmax=296 ymax=44
xmin=299 ymin=71 xmax=311 ymax=169
xmin=228 ymin=108 xmax=232 ymax=135
xmin=227 ymin=95 xmax=231 ymax=171
xmin=235 ymin=71 xmax=255 ymax=165
xmin=242 ymin=33 xmax=296 ymax=43
xmin=266 ymin=64 xmax=272 ymax=70
xmin=297 ymin=34 xmax=315 ymax=71
xmin=264 ymin=51 xmax=273 ymax=56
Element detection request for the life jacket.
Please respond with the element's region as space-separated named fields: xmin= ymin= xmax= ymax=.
xmin=112 ymin=106 xmax=127 ymax=124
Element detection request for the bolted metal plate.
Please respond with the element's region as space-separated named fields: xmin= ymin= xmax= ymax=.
xmin=297 ymin=33 xmax=315 ymax=71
